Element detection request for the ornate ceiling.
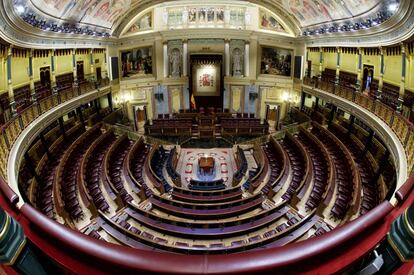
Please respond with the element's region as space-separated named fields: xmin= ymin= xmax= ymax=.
xmin=28 ymin=0 xmax=137 ymax=29
xmin=273 ymin=0 xmax=380 ymax=27
xmin=13 ymin=0 xmax=386 ymax=33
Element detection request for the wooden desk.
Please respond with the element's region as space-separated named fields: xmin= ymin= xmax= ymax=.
xmin=198 ymin=157 xmax=214 ymax=175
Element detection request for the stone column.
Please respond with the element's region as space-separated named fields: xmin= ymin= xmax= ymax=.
xmin=50 ymin=49 xmax=57 ymax=96
xmin=378 ymin=47 xmax=384 ymax=100
xmin=318 ymin=47 xmax=323 ymax=79
xmin=356 ymin=47 xmax=363 ymax=92
xmin=183 ymin=40 xmax=188 ymax=77
xmin=225 ymin=40 xmax=230 ymax=76
xmin=90 ymin=49 xmax=95 ymax=81
xmin=29 ymin=49 xmax=36 ymax=102
xmin=335 ymin=47 xmax=341 ymax=85
xmin=397 ymin=43 xmax=406 ymax=113
xmin=304 ymin=48 xmax=309 ymax=78
xmin=244 ymin=42 xmax=250 ymax=77
xmin=7 ymin=46 xmax=16 ymax=116
xmin=72 ymin=49 xmax=78 ymax=83
xmin=163 ymin=42 xmax=168 ymax=78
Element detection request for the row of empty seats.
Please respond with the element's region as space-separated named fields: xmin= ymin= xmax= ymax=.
xmin=327 ymin=123 xmax=379 ymax=214
xmin=36 ymin=124 xmax=84 ymax=219
xmin=280 ymin=134 xmax=308 ymax=202
xmin=81 ymin=129 xmax=117 ymax=213
xmin=311 ymin=124 xmax=358 ymax=220
xmin=297 ymin=129 xmax=332 ymax=211
xmin=106 ymin=136 xmax=134 ymax=204
xmin=55 ymin=124 xmax=102 ymax=221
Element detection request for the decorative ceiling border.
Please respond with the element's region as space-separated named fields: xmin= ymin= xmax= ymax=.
xmin=0 ymin=0 xmax=412 ymax=49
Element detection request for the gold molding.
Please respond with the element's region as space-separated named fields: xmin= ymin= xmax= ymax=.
xmin=0 ymin=214 xmax=10 ymax=241
xmin=4 ymin=238 xmax=26 ymax=266
xmin=403 ymin=209 xmax=414 ymax=237
xmin=387 ymin=234 xmax=409 ymax=262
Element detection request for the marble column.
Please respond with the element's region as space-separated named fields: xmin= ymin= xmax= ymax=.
xmin=29 ymin=49 xmax=36 ymax=102
xmin=50 ymin=49 xmax=57 ymax=93
xmin=318 ymin=47 xmax=323 ymax=79
xmin=244 ymin=42 xmax=250 ymax=77
xmin=335 ymin=47 xmax=341 ymax=85
xmin=304 ymin=48 xmax=309 ymax=78
xmin=90 ymin=49 xmax=95 ymax=80
xmin=397 ymin=43 xmax=406 ymax=113
xmin=225 ymin=40 xmax=230 ymax=76
xmin=356 ymin=48 xmax=363 ymax=92
xmin=183 ymin=40 xmax=188 ymax=77
xmin=163 ymin=42 xmax=168 ymax=78
xmin=72 ymin=49 xmax=78 ymax=83
xmin=7 ymin=47 xmax=16 ymax=116
xmin=378 ymin=47 xmax=384 ymax=100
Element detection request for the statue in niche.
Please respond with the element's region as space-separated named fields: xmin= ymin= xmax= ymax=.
xmin=170 ymin=48 xmax=181 ymax=78
xmin=232 ymin=48 xmax=243 ymax=77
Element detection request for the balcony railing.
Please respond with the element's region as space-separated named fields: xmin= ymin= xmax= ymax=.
xmin=303 ymin=77 xmax=414 ymax=202
xmin=0 ymin=79 xmax=109 ymax=181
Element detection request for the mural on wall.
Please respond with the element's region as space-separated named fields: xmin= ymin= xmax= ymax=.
xmin=126 ymin=11 xmax=152 ymax=33
xmin=260 ymin=46 xmax=292 ymax=77
xmin=259 ymin=9 xmax=287 ymax=33
xmin=276 ymin=0 xmax=379 ymax=27
xmin=121 ymin=46 xmax=153 ymax=78
xmin=30 ymin=0 xmax=136 ymax=28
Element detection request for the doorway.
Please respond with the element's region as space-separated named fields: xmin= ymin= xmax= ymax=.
xmin=134 ymin=105 xmax=147 ymax=134
xmin=39 ymin=67 xmax=51 ymax=87
xmin=266 ymin=105 xmax=279 ymax=132
xmin=77 ymin=61 xmax=85 ymax=81
xmin=362 ymin=65 xmax=374 ymax=96
xmin=96 ymin=67 xmax=102 ymax=82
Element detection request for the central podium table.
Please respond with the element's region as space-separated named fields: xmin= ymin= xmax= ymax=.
xmin=198 ymin=157 xmax=215 ymax=175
